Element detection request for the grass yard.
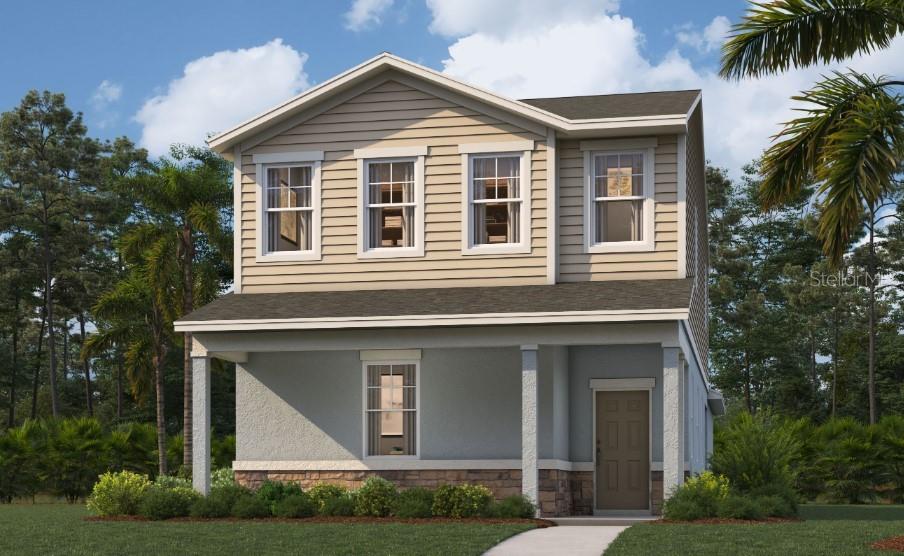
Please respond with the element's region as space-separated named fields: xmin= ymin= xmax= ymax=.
xmin=606 ymin=505 xmax=904 ymax=556
xmin=0 ymin=504 xmax=534 ymax=556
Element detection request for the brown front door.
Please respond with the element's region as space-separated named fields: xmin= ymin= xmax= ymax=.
xmin=595 ymin=390 xmax=650 ymax=510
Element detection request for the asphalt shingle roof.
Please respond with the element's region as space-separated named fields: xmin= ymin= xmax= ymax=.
xmin=180 ymin=279 xmax=692 ymax=323
xmin=520 ymin=90 xmax=700 ymax=120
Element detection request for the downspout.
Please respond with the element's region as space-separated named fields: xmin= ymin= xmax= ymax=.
xmin=546 ymin=128 xmax=557 ymax=285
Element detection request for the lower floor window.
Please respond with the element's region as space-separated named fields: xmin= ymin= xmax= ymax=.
xmin=365 ymin=363 xmax=416 ymax=456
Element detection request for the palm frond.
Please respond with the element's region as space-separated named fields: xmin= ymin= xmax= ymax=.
xmin=759 ymin=70 xmax=904 ymax=263
xmin=721 ymin=0 xmax=904 ymax=79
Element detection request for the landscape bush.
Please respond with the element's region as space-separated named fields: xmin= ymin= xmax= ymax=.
xmin=432 ymin=484 xmax=493 ymax=518
xmin=231 ymin=494 xmax=271 ymax=518
xmin=86 ymin=470 xmax=151 ymax=516
xmin=662 ymin=472 xmax=730 ymax=521
xmin=307 ymin=483 xmax=349 ymax=513
xmin=189 ymin=484 xmax=250 ymax=518
xmin=715 ymin=493 xmax=764 ymax=520
xmin=138 ymin=485 xmax=200 ymax=520
xmin=320 ymin=493 xmax=356 ymax=516
xmin=354 ymin=477 xmax=398 ymax=517
xmin=392 ymin=487 xmax=434 ymax=518
xmin=210 ymin=467 xmax=235 ymax=489
xmin=256 ymin=480 xmax=303 ymax=513
xmin=273 ymin=493 xmax=317 ymax=518
xmin=0 ymin=421 xmax=43 ymax=502
xmin=487 ymin=495 xmax=536 ymax=519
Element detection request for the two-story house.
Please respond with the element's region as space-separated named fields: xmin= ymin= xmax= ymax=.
xmin=174 ymin=53 xmax=723 ymax=517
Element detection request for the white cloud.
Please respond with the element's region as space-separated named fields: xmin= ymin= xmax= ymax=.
xmin=431 ymin=1 xmax=904 ymax=173
xmin=676 ymin=16 xmax=731 ymax=53
xmin=345 ymin=0 xmax=395 ymax=31
xmin=91 ymin=80 xmax=123 ymax=108
xmin=135 ymin=39 xmax=309 ymax=157
xmin=427 ymin=0 xmax=618 ymax=38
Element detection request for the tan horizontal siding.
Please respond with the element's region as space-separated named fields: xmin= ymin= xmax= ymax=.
xmin=240 ymin=78 xmax=548 ymax=292
xmin=557 ymin=136 xmax=680 ymax=282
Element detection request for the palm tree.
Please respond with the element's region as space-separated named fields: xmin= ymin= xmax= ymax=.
xmin=124 ymin=145 xmax=232 ymax=469
xmin=720 ymin=0 xmax=904 ymax=424
xmin=84 ymin=224 xmax=181 ymax=476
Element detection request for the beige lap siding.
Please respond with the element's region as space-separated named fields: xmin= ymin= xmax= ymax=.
xmin=240 ymin=79 xmax=548 ymax=293
xmin=557 ymin=136 xmax=680 ymax=281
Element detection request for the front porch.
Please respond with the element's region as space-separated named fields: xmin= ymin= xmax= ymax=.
xmin=188 ymin=321 xmax=714 ymax=517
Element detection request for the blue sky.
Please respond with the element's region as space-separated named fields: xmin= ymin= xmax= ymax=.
xmin=1 ymin=0 xmax=900 ymax=170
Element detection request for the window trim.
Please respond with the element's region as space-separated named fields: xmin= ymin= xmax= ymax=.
xmin=583 ymin=147 xmax=655 ymax=254
xmin=356 ymin=155 xmax=426 ymax=259
xmin=361 ymin=359 xmax=421 ymax=461
xmin=460 ymin=149 xmax=532 ymax=255
xmin=254 ymin=157 xmax=322 ymax=263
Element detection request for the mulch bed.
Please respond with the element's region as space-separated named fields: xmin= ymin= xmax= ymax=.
xmin=872 ymin=536 xmax=904 ymax=552
xmin=653 ymin=517 xmax=802 ymax=525
xmin=84 ymin=515 xmax=553 ymax=527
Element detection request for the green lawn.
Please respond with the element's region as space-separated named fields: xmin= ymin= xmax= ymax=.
xmin=606 ymin=505 xmax=904 ymax=556
xmin=0 ymin=504 xmax=533 ymax=556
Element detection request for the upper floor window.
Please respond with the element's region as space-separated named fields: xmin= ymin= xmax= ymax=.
xmin=252 ymin=150 xmax=323 ymax=262
xmin=584 ymin=147 xmax=654 ymax=253
xmin=355 ymin=147 xmax=426 ymax=259
xmin=460 ymin=142 xmax=533 ymax=255
xmin=366 ymin=160 xmax=415 ymax=249
xmin=265 ymin=165 xmax=313 ymax=253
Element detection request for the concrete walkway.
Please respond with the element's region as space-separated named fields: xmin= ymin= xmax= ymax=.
xmin=484 ymin=525 xmax=628 ymax=556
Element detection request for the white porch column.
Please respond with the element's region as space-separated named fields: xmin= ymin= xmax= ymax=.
xmin=520 ymin=344 xmax=539 ymax=509
xmin=192 ymin=355 xmax=211 ymax=495
xmin=662 ymin=347 xmax=685 ymax=498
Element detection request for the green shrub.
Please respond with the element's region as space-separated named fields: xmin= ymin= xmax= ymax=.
xmin=392 ymin=487 xmax=434 ymax=518
xmin=755 ymin=494 xmax=796 ymax=517
xmin=86 ymin=471 xmax=151 ymax=516
xmin=154 ymin=475 xmax=192 ymax=490
xmin=812 ymin=418 xmax=881 ymax=503
xmin=45 ymin=417 xmax=107 ymax=502
xmin=307 ymin=483 xmax=349 ymax=513
xmin=877 ymin=416 xmax=904 ymax=503
xmin=0 ymin=421 xmax=45 ymax=503
xmin=105 ymin=422 xmax=156 ymax=477
xmin=273 ymin=493 xmax=316 ymax=518
xmin=662 ymin=471 xmax=729 ymax=521
xmin=138 ymin=486 xmax=199 ymax=520
xmin=211 ymin=467 xmax=235 ymax=489
xmin=748 ymin=483 xmax=799 ymax=515
xmin=232 ymin=494 xmax=271 ymax=518
xmin=321 ymin=493 xmax=356 ymax=516
xmin=711 ymin=412 xmax=801 ymax=496
xmin=256 ymin=480 xmax=303 ymax=512
xmin=354 ymin=477 xmax=398 ymax=517
xmin=487 ymin=495 xmax=536 ymax=518
xmin=715 ymin=494 xmax=764 ymax=520
xmin=212 ymin=435 xmax=236 ymax=470
xmin=432 ymin=484 xmax=493 ymax=518
xmin=190 ymin=484 xmax=250 ymax=518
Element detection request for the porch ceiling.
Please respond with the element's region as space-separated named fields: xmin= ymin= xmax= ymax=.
xmin=176 ymin=279 xmax=692 ymax=332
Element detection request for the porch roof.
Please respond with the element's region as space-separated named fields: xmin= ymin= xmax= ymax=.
xmin=175 ymin=279 xmax=692 ymax=332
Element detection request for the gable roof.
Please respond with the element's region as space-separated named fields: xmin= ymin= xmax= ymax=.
xmin=174 ymin=279 xmax=692 ymax=332
xmin=520 ymin=90 xmax=701 ymax=120
xmin=206 ymin=53 xmax=700 ymax=153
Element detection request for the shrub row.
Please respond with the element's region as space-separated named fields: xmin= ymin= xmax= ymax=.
xmin=0 ymin=418 xmax=234 ymax=503
xmin=88 ymin=473 xmax=536 ymax=520
xmin=662 ymin=471 xmax=797 ymax=521
xmin=711 ymin=412 xmax=904 ymax=505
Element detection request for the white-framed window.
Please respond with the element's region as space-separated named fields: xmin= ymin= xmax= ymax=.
xmin=583 ymin=148 xmax=654 ymax=253
xmin=355 ymin=147 xmax=425 ymax=259
xmin=363 ymin=361 xmax=418 ymax=458
xmin=252 ymin=151 xmax=323 ymax=262
xmin=460 ymin=142 xmax=532 ymax=255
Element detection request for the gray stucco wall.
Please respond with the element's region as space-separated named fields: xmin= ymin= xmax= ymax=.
xmin=237 ymin=351 xmax=363 ymax=460
xmin=686 ymin=353 xmax=708 ymax=474
xmin=568 ymin=345 xmax=664 ymax=463
xmin=236 ymin=343 xmax=676 ymax=464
